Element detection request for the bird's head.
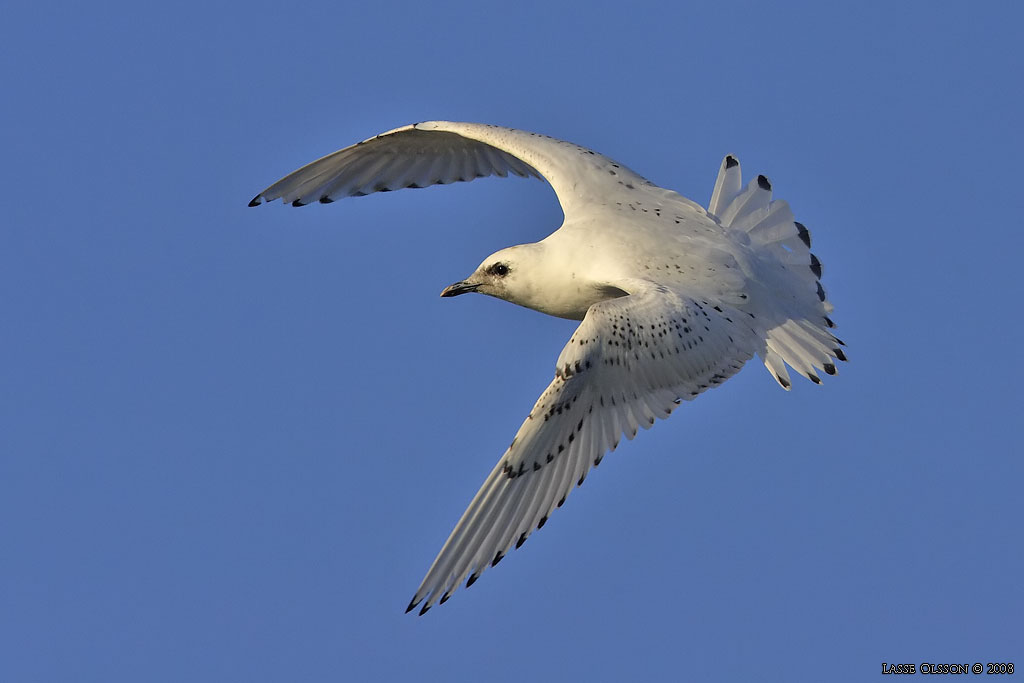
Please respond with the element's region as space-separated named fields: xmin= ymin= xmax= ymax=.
xmin=440 ymin=244 xmax=545 ymax=309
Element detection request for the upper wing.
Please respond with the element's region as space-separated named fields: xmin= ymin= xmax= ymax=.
xmin=248 ymin=121 xmax=656 ymax=217
xmin=407 ymin=279 xmax=758 ymax=614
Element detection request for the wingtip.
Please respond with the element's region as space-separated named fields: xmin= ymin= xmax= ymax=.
xmin=405 ymin=598 xmax=419 ymax=614
xmin=248 ymin=194 xmax=263 ymax=207
xmin=418 ymin=603 xmax=431 ymax=616
xmin=725 ymin=154 xmax=739 ymax=169
xmin=757 ymin=174 xmax=771 ymax=191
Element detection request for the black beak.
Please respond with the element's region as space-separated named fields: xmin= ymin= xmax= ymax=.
xmin=440 ymin=280 xmax=481 ymax=297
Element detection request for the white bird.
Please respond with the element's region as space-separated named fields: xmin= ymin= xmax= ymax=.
xmin=250 ymin=121 xmax=845 ymax=614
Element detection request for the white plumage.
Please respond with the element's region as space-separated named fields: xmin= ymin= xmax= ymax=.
xmin=250 ymin=121 xmax=845 ymax=614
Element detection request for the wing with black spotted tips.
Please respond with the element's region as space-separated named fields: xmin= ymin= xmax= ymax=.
xmin=406 ymin=279 xmax=759 ymax=614
xmin=248 ymin=121 xmax=657 ymax=216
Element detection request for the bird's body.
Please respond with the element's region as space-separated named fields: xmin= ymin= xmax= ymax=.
xmin=250 ymin=121 xmax=845 ymax=614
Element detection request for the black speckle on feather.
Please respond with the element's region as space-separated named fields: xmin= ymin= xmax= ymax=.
xmin=796 ymin=222 xmax=811 ymax=247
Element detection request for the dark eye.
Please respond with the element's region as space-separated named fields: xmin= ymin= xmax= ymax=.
xmin=489 ymin=263 xmax=510 ymax=277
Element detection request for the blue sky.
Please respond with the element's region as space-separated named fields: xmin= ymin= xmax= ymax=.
xmin=3 ymin=2 xmax=1022 ymax=681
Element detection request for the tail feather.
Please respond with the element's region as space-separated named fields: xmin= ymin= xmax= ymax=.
xmin=745 ymin=202 xmax=797 ymax=245
xmin=716 ymin=176 xmax=770 ymax=228
xmin=768 ymin=322 xmax=828 ymax=381
xmin=708 ymin=154 xmax=846 ymax=388
xmin=708 ymin=154 xmax=742 ymax=216
xmin=763 ymin=347 xmax=793 ymax=389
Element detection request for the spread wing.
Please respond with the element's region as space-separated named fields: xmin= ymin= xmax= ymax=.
xmin=248 ymin=121 xmax=658 ymax=217
xmin=406 ymin=279 xmax=759 ymax=614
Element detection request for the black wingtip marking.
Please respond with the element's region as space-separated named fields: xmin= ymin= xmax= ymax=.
xmin=777 ymin=374 xmax=791 ymax=389
xmin=725 ymin=155 xmax=739 ymax=169
xmin=808 ymin=373 xmax=821 ymax=384
xmin=405 ymin=598 xmax=418 ymax=614
xmin=318 ymin=196 xmax=334 ymax=204
xmin=834 ymin=348 xmax=848 ymax=362
xmin=824 ymin=316 xmax=835 ymax=328
xmin=247 ymin=195 xmax=262 ymax=207
xmin=466 ymin=573 xmax=479 ymax=588
xmin=515 ymin=533 xmax=527 ymax=549
xmin=795 ymin=221 xmax=811 ymax=247
xmin=291 ymin=198 xmax=307 ymax=207
xmin=816 ymin=282 xmax=826 ymax=302
xmin=418 ymin=603 xmax=431 ymax=616
xmin=439 ymin=593 xmax=450 ymax=605
xmin=823 ymin=362 xmax=837 ymax=376
xmin=538 ymin=516 xmax=548 ymax=529
xmin=757 ymin=174 xmax=771 ymax=191
xmin=557 ymin=496 xmax=566 ymax=508
xmin=809 ymin=253 xmax=822 ymax=278
xmin=492 ymin=551 xmax=505 ymax=567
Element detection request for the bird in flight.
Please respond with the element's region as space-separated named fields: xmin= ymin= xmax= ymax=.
xmin=249 ymin=121 xmax=845 ymax=614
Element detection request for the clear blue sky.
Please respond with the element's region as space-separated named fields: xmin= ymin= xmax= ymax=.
xmin=3 ymin=2 xmax=1021 ymax=681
